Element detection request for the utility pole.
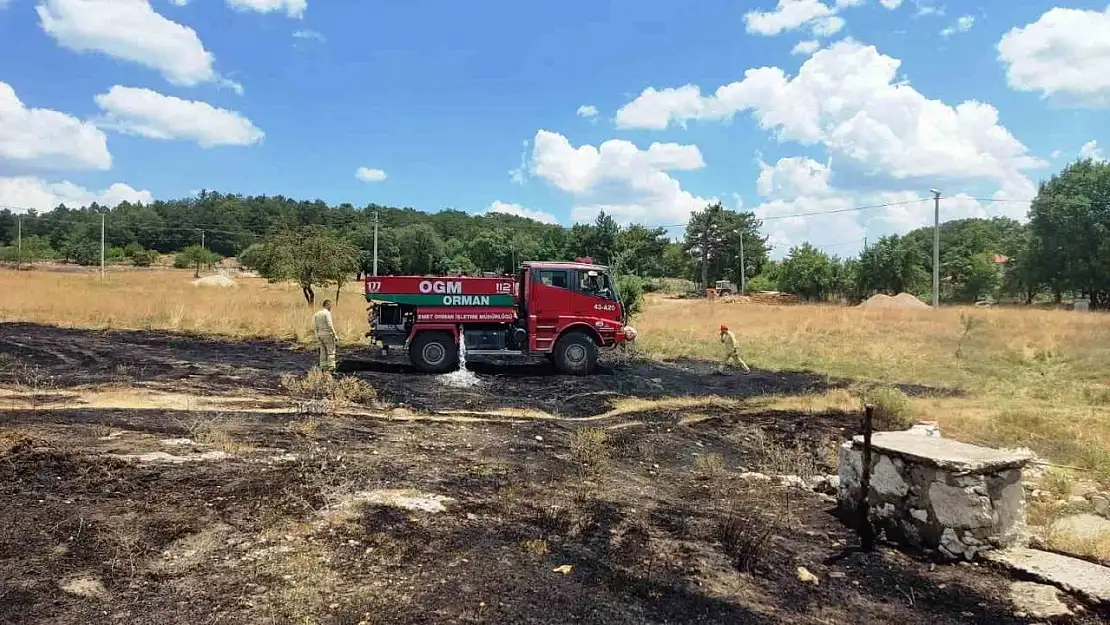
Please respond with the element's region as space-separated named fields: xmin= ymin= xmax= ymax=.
xmin=372 ymin=210 xmax=379 ymax=276
xmin=739 ymin=232 xmax=746 ymax=295
xmin=930 ymin=189 xmax=941 ymax=309
xmin=100 ymin=212 xmax=106 ymax=280
xmin=16 ymin=217 xmax=21 ymax=270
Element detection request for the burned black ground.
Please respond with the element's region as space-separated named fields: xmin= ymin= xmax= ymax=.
xmin=0 ymin=322 xmax=1102 ymax=624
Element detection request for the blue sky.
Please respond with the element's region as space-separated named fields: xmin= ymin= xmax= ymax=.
xmin=2 ymin=0 xmax=1109 ymax=256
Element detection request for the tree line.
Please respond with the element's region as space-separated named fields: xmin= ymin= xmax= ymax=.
xmin=0 ymin=191 xmax=749 ymax=284
xmin=2 ymin=159 xmax=1109 ymax=308
xmin=769 ymin=160 xmax=1110 ymax=308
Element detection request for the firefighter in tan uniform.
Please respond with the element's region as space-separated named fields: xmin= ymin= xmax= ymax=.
xmin=717 ymin=324 xmax=750 ymax=374
xmin=313 ymin=300 xmax=338 ymax=372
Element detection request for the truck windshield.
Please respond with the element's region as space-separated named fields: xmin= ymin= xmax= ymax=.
xmin=578 ymin=269 xmax=616 ymax=301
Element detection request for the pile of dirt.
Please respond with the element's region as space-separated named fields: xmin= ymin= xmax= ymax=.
xmin=192 ymin=275 xmax=236 ymax=288
xmin=858 ymin=293 xmax=930 ymax=310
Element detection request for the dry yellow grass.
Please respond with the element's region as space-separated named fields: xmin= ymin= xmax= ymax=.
xmin=0 ymin=268 xmax=368 ymax=344
xmin=640 ymin=295 xmax=1110 ymax=479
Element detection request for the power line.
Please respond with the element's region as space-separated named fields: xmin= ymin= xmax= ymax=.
xmin=764 ymin=198 xmax=929 ymax=222
xmin=657 ymin=197 xmax=929 ymax=231
xmin=1 ymin=215 xmax=258 ymax=238
xmin=816 ymin=237 xmax=866 ymax=249
xmin=968 ymin=197 xmax=1110 ymax=208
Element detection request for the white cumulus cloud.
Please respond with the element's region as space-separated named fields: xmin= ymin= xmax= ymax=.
xmin=0 ymin=81 xmax=111 ymax=171
xmin=0 ymin=176 xmax=152 ymax=211
xmin=36 ymin=0 xmax=235 ymax=90
xmin=811 ymin=15 xmax=845 ymax=36
xmin=486 ymin=201 xmax=559 ymax=225
xmin=745 ymin=0 xmax=833 ymax=35
xmin=757 ymin=156 xmax=832 ymax=198
xmin=226 ymin=0 xmax=305 ymax=18
xmin=94 ymin=86 xmax=264 ymax=147
xmin=880 ymin=0 xmax=903 ymax=8
xmin=941 ymin=15 xmax=974 ymax=38
xmin=750 ymin=157 xmax=1025 ymax=259
xmin=998 ymin=6 xmax=1110 ymax=107
xmin=1080 ymin=140 xmax=1106 ymax=161
xmin=792 ymin=40 xmax=820 ymax=55
xmin=615 ymin=40 xmax=1043 ymax=193
xmin=576 ymin=104 xmax=599 ymax=118
xmin=529 ymin=129 xmax=709 ymax=225
xmin=745 ymin=0 xmax=861 ymax=37
xmin=356 ymin=167 xmax=387 ymax=182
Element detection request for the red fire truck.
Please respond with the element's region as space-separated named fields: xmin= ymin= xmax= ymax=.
xmin=365 ymin=259 xmax=636 ymax=375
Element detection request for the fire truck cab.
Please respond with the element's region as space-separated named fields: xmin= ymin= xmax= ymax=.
xmin=365 ymin=260 xmax=636 ymax=375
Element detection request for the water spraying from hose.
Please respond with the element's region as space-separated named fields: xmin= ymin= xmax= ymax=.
xmin=438 ymin=331 xmax=480 ymax=388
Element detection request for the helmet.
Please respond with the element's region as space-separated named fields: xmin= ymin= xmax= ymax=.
xmin=720 ymin=324 xmax=728 ymax=332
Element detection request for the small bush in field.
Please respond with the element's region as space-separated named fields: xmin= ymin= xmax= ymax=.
xmin=280 ymin=369 xmax=376 ymax=404
xmin=715 ymin=487 xmax=790 ymax=573
xmin=332 ymin=375 xmax=377 ymax=403
xmin=863 ymin=386 xmax=912 ymax=431
xmin=570 ymin=428 xmax=609 ymax=472
xmin=694 ymin=453 xmax=726 ymax=480
xmin=131 ymin=249 xmax=157 ymax=267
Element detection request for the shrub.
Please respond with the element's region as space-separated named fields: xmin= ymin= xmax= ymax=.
xmin=332 ymin=375 xmax=378 ymax=403
xmin=863 ymin=386 xmax=913 ymax=431
xmin=746 ymin=273 xmax=778 ymax=293
xmin=715 ymin=487 xmax=790 ymax=572
xmin=754 ymin=433 xmax=826 ymax=482
xmin=616 ymin=274 xmax=644 ymax=317
xmin=521 ymin=538 xmax=550 ymax=557
xmin=569 ymin=427 xmax=609 ymax=473
xmin=131 ymin=249 xmax=156 ymax=267
xmin=174 ymin=245 xmax=222 ymax=276
xmin=66 ymin=239 xmax=99 ymax=266
xmin=280 ymin=369 xmax=377 ymax=404
xmin=694 ymin=452 xmax=726 ymax=480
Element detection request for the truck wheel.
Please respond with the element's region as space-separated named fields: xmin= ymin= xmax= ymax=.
xmin=554 ymin=332 xmax=597 ymax=375
xmin=718 ymin=289 xmax=731 ymax=297
xmin=410 ymin=331 xmax=458 ymax=373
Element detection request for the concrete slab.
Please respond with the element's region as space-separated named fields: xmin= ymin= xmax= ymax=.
xmin=984 ymin=547 xmax=1110 ymax=606
xmin=1009 ymin=581 xmax=1072 ymax=619
xmin=851 ymin=431 xmax=1033 ymax=474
